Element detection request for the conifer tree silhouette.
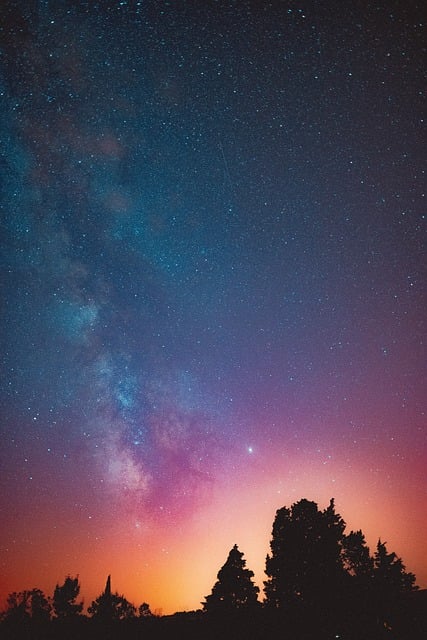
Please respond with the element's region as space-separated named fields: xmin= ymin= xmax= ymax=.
xmin=203 ymin=544 xmax=259 ymax=613
xmin=342 ymin=530 xmax=373 ymax=578
xmin=373 ymin=539 xmax=418 ymax=630
xmin=264 ymin=498 xmax=346 ymax=611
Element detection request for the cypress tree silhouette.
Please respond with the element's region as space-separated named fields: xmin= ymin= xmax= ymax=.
xmin=105 ymin=575 xmax=111 ymax=599
xmin=264 ymin=498 xmax=346 ymax=612
xmin=264 ymin=499 xmax=420 ymax=637
xmin=203 ymin=544 xmax=259 ymax=614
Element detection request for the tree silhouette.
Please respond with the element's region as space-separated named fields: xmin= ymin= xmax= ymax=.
xmin=342 ymin=529 xmax=374 ymax=578
xmin=374 ymin=539 xmax=417 ymax=594
xmin=0 ymin=498 xmax=420 ymax=638
xmin=373 ymin=539 xmax=418 ymax=631
xmin=264 ymin=498 xmax=420 ymax=636
xmin=53 ymin=575 xmax=83 ymax=618
xmin=340 ymin=530 xmax=377 ymax=631
xmin=264 ymin=498 xmax=346 ymax=613
xmin=2 ymin=588 xmax=51 ymax=624
xmin=88 ymin=576 xmax=136 ymax=621
xmin=138 ymin=602 xmax=153 ymax=618
xmin=203 ymin=544 xmax=259 ymax=613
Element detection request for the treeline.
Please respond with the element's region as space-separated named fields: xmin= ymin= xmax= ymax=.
xmin=1 ymin=498 xmax=425 ymax=639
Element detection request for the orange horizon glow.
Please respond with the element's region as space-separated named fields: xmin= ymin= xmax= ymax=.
xmin=2 ymin=447 xmax=426 ymax=615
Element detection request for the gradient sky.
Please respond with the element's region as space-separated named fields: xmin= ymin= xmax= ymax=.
xmin=1 ymin=0 xmax=425 ymax=615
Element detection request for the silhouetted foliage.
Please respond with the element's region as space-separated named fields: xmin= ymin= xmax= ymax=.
xmin=339 ymin=529 xmax=378 ymax=633
xmin=53 ymin=575 xmax=83 ymax=618
xmin=2 ymin=588 xmax=51 ymax=624
xmin=0 ymin=499 xmax=422 ymax=639
xmin=88 ymin=592 xmax=136 ymax=621
xmin=263 ymin=498 xmax=422 ymax=638
xmin=372 ymin=538 xmax=418 ymax=633
xmin=264 ymin=498 xmax=346 ymax=615
xmin=88 ymin=575 xmax=136 ymax=621
xmin=203 ymin=544 xmax=259 ymax=613
xmin=342 ymin=529 xmax=374 ymax=577
xmin=374 ymin=538 xmax=417 ymax=594
xmin=138 ymin=602 xmax=153 ymax=617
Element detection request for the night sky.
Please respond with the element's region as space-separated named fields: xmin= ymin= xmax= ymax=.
xmin=1 ymin=0 xmax=425 ymax=614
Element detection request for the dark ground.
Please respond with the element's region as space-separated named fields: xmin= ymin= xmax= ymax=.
xmin=1 ymin=593 xmax=427 ymax=640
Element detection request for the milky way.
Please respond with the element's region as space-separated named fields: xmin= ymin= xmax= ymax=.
xmin=1 ymin=0 xmax=425 ymax=613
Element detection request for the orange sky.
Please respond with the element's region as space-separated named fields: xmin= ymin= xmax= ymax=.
xmin=2 ymin=446 xmax=425 ymax=615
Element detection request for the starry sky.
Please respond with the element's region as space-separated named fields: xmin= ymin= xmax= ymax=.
xmin=0 ymin=0 xmax=426 ymax=614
